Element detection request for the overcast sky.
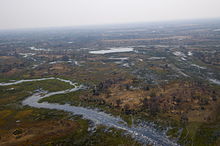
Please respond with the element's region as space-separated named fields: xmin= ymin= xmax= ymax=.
xmin=0 ymin=0 xmax=220 ymax=30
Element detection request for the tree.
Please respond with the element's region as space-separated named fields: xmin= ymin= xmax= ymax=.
xmin=181 ymin=114 xmax=188 ymax=124
xmin=149 ymin=102 xmax=160 ymax=116
xmin=92 ymin=87 xmax=99 ymax=96
xmin=143 ymin=86 xmax=150 ymax=91
xmin=149 ymin=92 xmax=156 ymax=98
xmin=62 ymin=55 xmax=69 ymax=61
xmin=116 ymin=99 xmax=122 ymax=107
xmin=124 ymin=104 xmax=131 ymax=115
xmin=142 ymin=98 xmax=149 ymax=109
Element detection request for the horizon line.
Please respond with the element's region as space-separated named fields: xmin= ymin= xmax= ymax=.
xmin=1 ymin=17 xmax=220 ymax=32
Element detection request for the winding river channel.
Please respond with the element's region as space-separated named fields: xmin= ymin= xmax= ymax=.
xmin=0 ymin=77 xmax=178 ymax=146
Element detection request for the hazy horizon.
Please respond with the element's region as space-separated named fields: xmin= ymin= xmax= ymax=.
xmin=1 ymin=0 xmax=220 ymax=30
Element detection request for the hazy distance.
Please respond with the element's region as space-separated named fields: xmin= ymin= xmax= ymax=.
xmin=1 ymin=0 xmax=220 ymax=30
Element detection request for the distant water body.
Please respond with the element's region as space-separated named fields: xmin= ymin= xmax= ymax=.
xmin=89 ymin=47 xmax=134 ymax=54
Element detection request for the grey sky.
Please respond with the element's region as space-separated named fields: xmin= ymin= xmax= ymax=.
xmin=0 ymin=0 xmax=220 ymax=30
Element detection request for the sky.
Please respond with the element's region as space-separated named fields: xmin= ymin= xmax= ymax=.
xmin=0 ymin=0 xmax=220 ymax=30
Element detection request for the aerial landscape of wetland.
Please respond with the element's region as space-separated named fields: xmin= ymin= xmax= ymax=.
xmin=0 ymin=19 xmax=220 ymax=145
xmin=1 ymin=0 xmax=220 ymax=145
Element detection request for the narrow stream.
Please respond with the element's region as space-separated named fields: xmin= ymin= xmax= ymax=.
xmin=0 ymin=78 xmax=178 ymax=146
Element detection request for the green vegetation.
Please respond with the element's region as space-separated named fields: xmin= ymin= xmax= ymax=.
xmin=0 ymin=79 xmax=73 ymax=106
xmin=47 ymin=125 xmax=141 ymax=146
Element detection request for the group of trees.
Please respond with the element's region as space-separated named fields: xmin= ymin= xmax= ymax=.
xmin=0 ymin=63 xmax=25 ymax=73
xmin=141 ymin=96 xmax=161 ymax=116
xmin=92 ymin=78 xmax=123 ymax=96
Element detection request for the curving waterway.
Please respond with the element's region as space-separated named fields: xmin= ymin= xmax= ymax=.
xmin=0 ymin=77 xmax=178 ymax=146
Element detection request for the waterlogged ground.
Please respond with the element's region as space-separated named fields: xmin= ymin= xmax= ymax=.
xmin=0 ymin=78 xmax=178 ymax=146
xmin=89 ymin=47 xmax=134 ymax=54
